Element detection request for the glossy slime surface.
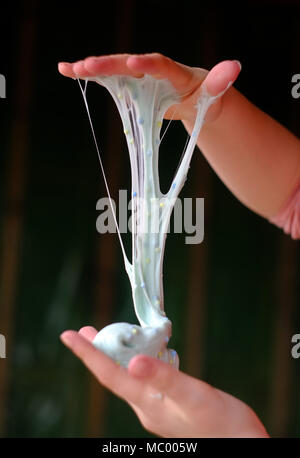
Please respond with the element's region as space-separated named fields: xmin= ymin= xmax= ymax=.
xmin=78 ymin=73 xmax=230 ymax=368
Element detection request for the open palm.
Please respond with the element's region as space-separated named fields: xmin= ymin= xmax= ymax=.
xmin=61 ymin=327 xmax=268 ymax=438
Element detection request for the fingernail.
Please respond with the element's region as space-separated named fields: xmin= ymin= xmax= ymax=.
xmin=130 ymin=356 xmax=154 ymax=377
xmin=233 ymin=60 xmax=242 ymax=70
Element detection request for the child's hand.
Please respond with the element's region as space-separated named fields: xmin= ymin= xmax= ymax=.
xmin=58 ymin=53 xmax=241 ymax=124
xmin=60 ymin=327 xmax=269 ymax=438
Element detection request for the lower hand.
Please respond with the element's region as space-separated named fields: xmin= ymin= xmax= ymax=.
xmin=60 ymin=326 xmax=269 ymax=438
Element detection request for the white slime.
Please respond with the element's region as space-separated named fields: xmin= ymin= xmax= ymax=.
xmin=78 ymin=73 xmax=231 ymax=368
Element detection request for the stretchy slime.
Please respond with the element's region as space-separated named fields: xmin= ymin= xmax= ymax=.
xmin=77 ymin=73 xmax=230 ymax=368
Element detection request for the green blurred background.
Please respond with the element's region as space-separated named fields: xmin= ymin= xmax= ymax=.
xmin=0 ymin=0 xmax=300 ymax=438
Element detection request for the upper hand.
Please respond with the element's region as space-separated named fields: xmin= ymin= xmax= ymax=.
xmin=58 ymin=53 xmax=241 ymax=124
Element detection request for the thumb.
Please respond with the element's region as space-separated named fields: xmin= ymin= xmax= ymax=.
xmin=128 ymin=354 xmax=213 ymax=404
xmin=203 ymin=60 xmax=242 ymax=97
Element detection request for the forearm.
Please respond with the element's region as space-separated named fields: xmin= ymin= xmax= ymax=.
xmin=184 ymin=87 xmax=300 ymax=219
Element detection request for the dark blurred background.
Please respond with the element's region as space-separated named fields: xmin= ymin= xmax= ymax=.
xmin=0 ymin=0 xmax=299 ymax=438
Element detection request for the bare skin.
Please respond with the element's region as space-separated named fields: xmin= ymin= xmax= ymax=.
xmin=59 ymin=53 xmax=300 ymax=218
xmin=57 ymin=52 xmax=299 ymax=437
xmin=60 ymin=327 xmax=269 ymax=438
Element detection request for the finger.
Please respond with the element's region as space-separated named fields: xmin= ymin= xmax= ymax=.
xmin=128 ymin=354 xmax=214 ymax=406
xmin=84 ymin=54 xmax=143 ymax=78
xmin=60 ymin=330 xmax=145 ymax=405
xmin=203 ymin=60 xmax=241 ymax=96
xmin=78 ymin=326 xmax=98 ymax=342
xmin=58 ymin=62 xmax=76 ymax=78
xmin=126 ymin=53 xmax=204 ymax=93
xmin=58 ymin=59 xmax=93 ymax=79
xmin=58 ymin=54 xmax=143 ymax=79
xmin=73 ymin=60 xmax=94 ymax=78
